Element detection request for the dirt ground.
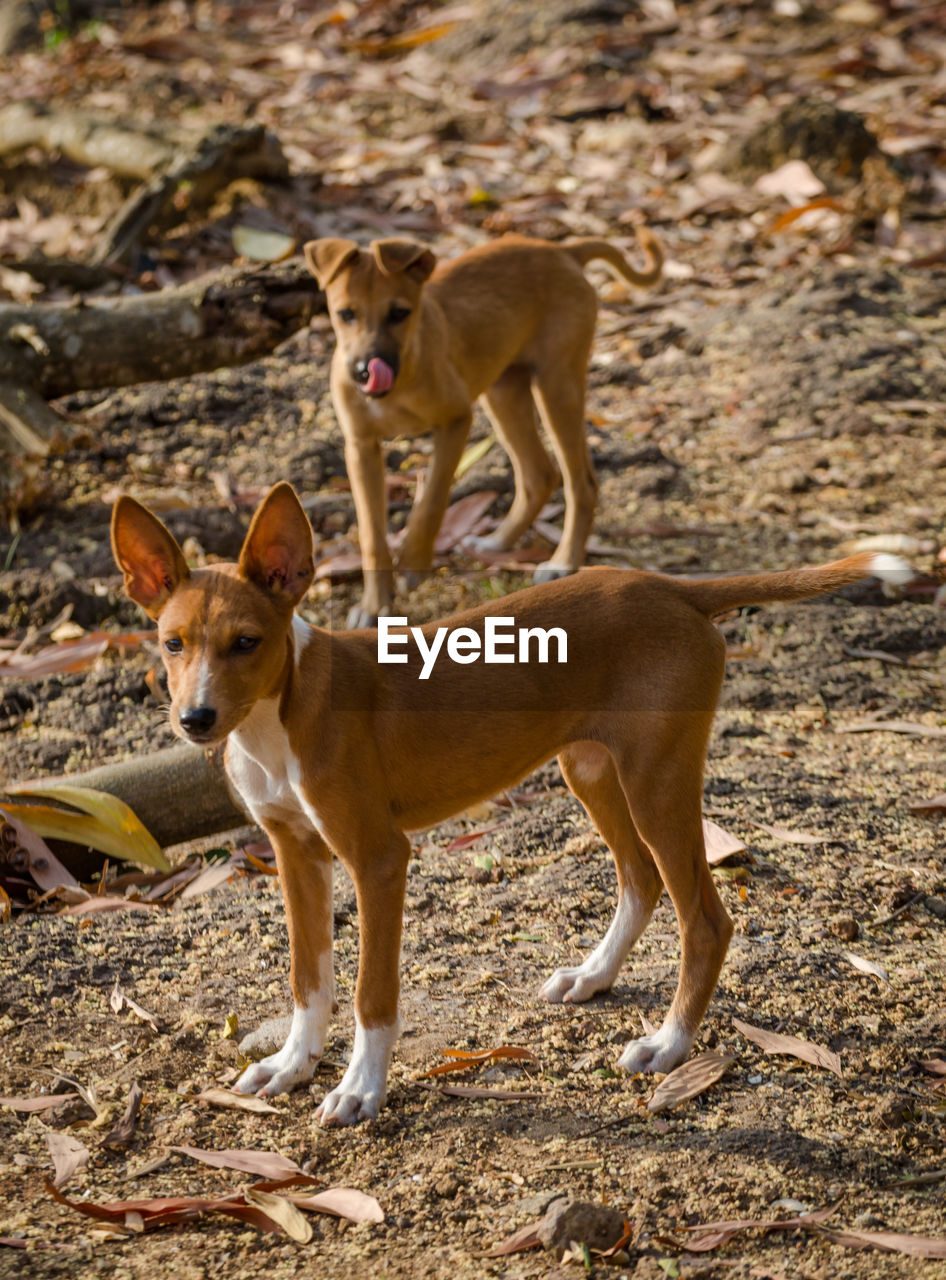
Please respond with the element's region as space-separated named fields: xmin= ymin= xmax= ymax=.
xmin=1 ymin=0 xmax=945 ymax=1276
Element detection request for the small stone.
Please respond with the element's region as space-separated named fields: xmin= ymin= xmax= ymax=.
xmin=537 ymin=1197 xmax=627 ymax=1255
xmin=925 ymin=895 xmax=946 ymax=920
xmin=828 ymin=913 xmax=859 ymax=941
xmin=433 ymin=1174 xmax=461 ymax=1200
xmin=238 ymin=1015 xmax=292 ymax=1061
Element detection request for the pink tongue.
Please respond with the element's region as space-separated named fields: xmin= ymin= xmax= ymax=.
xmin=364 ymin=357 xmax=395 ymax=394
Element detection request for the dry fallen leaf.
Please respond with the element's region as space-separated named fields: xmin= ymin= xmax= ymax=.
xmin=683 ymin=1203 xmax=837 ymax=1251
xmin=647 ymin=1051 xmax=736 ymax=1113
xmin=46 ymin=1132 xmax=90 ymax=1189
xmin=285 ymin=1187 xmax=385 ymax=1224
xmin=0 ymin=1093 xmax=80 ymax=1113
xmin=101 ymin=1082 xmax=144 ymax=1149
xmin=754 ymin=822 xmax=838 ymax=846
xmin=702 ymin=818 xmax=745 ymax=864
xmin=841 ymin=950 xmax=890 ymax=982
xmin=434 ymin=490 xmax=499 ymax=552
xmin=172 ymin=1145 xmax=305 ymax=1181
xmin=837 ymin=719 xmax=946 ymax=739
xmin=816 ymin=1227 xmax=946 ymax=1258
xmin=196 ymin=1088 xmax=280 ymax=1115
xmin=488 ymin=1218 xmax=543 ymax=1256
xmin=243 ymin=1189 xmax=312 ymax=1243
xmin=733 ymin=1017 xmax=842 ymax=1076
xmin=419 ymin=1045 xmax=538 ymax=1078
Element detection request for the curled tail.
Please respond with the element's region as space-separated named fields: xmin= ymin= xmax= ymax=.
xmin=675 ymin=552 xmax=913 ymax=618
xmin=565 ymin=226 xmax=664 ymax=289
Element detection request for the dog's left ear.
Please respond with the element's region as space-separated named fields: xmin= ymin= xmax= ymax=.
xmin=111 ymin=496 xmax=191 ymax=619
xmin=303 ymin=238 xmax=360 ymax=289
xmin=372 ymin=239 xmax=437 ymax=283
xmin=238 ymin=483 xmax=315 ymax=608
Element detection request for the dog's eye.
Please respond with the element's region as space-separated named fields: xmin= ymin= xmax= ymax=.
xmin=232 ymin=635 xmax=260 ymax=654
xmin=164 ymin=637 xmax=183 ymax=655
xmin=336 ymin=307 xmax=356 ymax=324
xmin=388 ymin=304 xmax=410 ymax=324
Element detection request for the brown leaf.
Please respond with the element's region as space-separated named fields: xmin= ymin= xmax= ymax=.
xmin=45 ymin=1180 xmax=284 ymax=1236
xmin=683 ymin=1204 xmax=837 ymax=1251
xmin=419 ymin=1045 xmax=538 ymax=1078
xmin=0 ymin=1092 xmax=80 ymax=1112
xmin=0 ymin=807 xmax=79 ymax=891
xmin=101 ymin=1083 xmax=144 ymax=1149
xmin=733 ymin=1018 xmax=843 ymax=1076
xmin=816 ymin=1227 xmax=946 ymax=1258
xmin=434 ymin=490 xmax=499 ymax=552
xmin=195 ymin=1088 xmax=280 ymax=1115
xmin=46 ymin=1132 xmax=89 ymax=1189
xmin=702 ymin=818 xmax=745 ymax=864
xmin=242 ymin=1189 xmax=312 ymax=1243
xmin=647 ymin=1051 xmax=735 ymax=1112
xmin=61 ymin=893 xmax=158 ymax=917
xmin=488 ymin=1219 xmax=543 ymax=1256
xmin=444 ymin=823 xmax=507 ymax=853
xmin=173 ymin=1145 xmax=303 ymax=1180
xmin=286 ymin=1188 xmax=385 ymax=1224
xmin=920 ymin=1058 xmax=946 ymax=1076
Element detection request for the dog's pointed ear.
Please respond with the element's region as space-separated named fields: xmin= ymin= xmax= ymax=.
xmin=238 ymin=483 xmax=315 ymax=608
xmin=111 ymin=496 xmax=190 ymax=619
xmin=303 ymin=238 xmax=360 ymax=289
xmin=372 ymin=238 xmax=436 ymax=282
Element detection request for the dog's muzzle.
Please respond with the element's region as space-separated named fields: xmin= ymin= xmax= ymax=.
xmin=353 ymin=356 xmax=397 ymax=396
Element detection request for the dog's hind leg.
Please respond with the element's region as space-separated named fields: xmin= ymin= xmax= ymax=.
xmin=469 ymin=366 xmax=559 ymax=553
xmin=541 ymin=741 xmax=662 ymax=1004
xmin=531 ymin=357 xmax=598 ymax=581
xmin=611 ymin=711 xmax=733 ymax=1075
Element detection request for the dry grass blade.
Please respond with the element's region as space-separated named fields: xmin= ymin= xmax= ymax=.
xmin=436 ymin=1084 xmax=542 ymax=1100
xmin=454 ymin=434 xmax=495 ymax=482
xmin=733 ymin=1017 xmax=842 ymax=1076
xmin=909 ymin=793 xmax=946 ymax=814
xmin=647 ymin=1052 xmax=736 ymax=1113
xmin=837 ymin=719 xmax=946 ymax=738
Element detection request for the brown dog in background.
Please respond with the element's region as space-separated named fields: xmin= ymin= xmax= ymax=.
xmin=304 ymin=230 xmax=663 ymax=627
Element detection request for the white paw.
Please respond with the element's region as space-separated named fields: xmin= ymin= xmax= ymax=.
xmin=616 ymin=1023 xmax=693 ymax=1075
xmin=233 ymin=1045 xmax=318 ymax=1098
xmin=539 ymin=965 xmax=610 ymax=1004
xmin=316 ymin=1083 xmax=384 ymax=1127
xmin=533 ymin=561 xmax=576 ymax=583
xmin=315 ymin=1018 xmax=396 ymax=1126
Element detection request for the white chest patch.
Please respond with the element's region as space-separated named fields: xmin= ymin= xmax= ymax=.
xmin=225 ymin=619 xmax=326 ymax=838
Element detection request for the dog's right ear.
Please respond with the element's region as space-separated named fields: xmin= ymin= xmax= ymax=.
xmin=303 ymin=238 xmax=360 ymax=289
xmin=111 ymin=496 xmax=190 ymax=619
xmin=372 ymin=239 xmax=437 ymax=283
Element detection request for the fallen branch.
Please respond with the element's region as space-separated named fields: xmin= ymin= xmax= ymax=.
xmin=7 ymin=744 xmax=249 ymax=851
xmin=1 ymin=257 xmax=322 ymax=516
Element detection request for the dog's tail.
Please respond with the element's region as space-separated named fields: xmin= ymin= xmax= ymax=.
xmin=565 ymin=226 xmax=664 ymax=289
xmin=672 ymin=552 xmax=913 ymax=618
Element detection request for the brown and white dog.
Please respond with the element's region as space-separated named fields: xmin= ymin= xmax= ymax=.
xmin=111 ymin=482 xmax=909 ymax=1124
xmin=304 ymin=230 xmax=663 ymax=627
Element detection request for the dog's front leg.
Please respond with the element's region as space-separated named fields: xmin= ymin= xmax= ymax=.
xmin=316 ymin=829 xmax=411 ymax=1126
xmin=398 ymin=412 xmax=472 ymax=589
xmin=233 ymin=821 xmax=334 ymax=1098
xmin=345 ymin=434 xmax=396 ymax=628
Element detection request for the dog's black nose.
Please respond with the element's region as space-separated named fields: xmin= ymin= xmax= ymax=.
xmin=352 ymin=359 xmax=370 ymax=384
xmin=179 ymin=706 xmax=217 ymax=736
